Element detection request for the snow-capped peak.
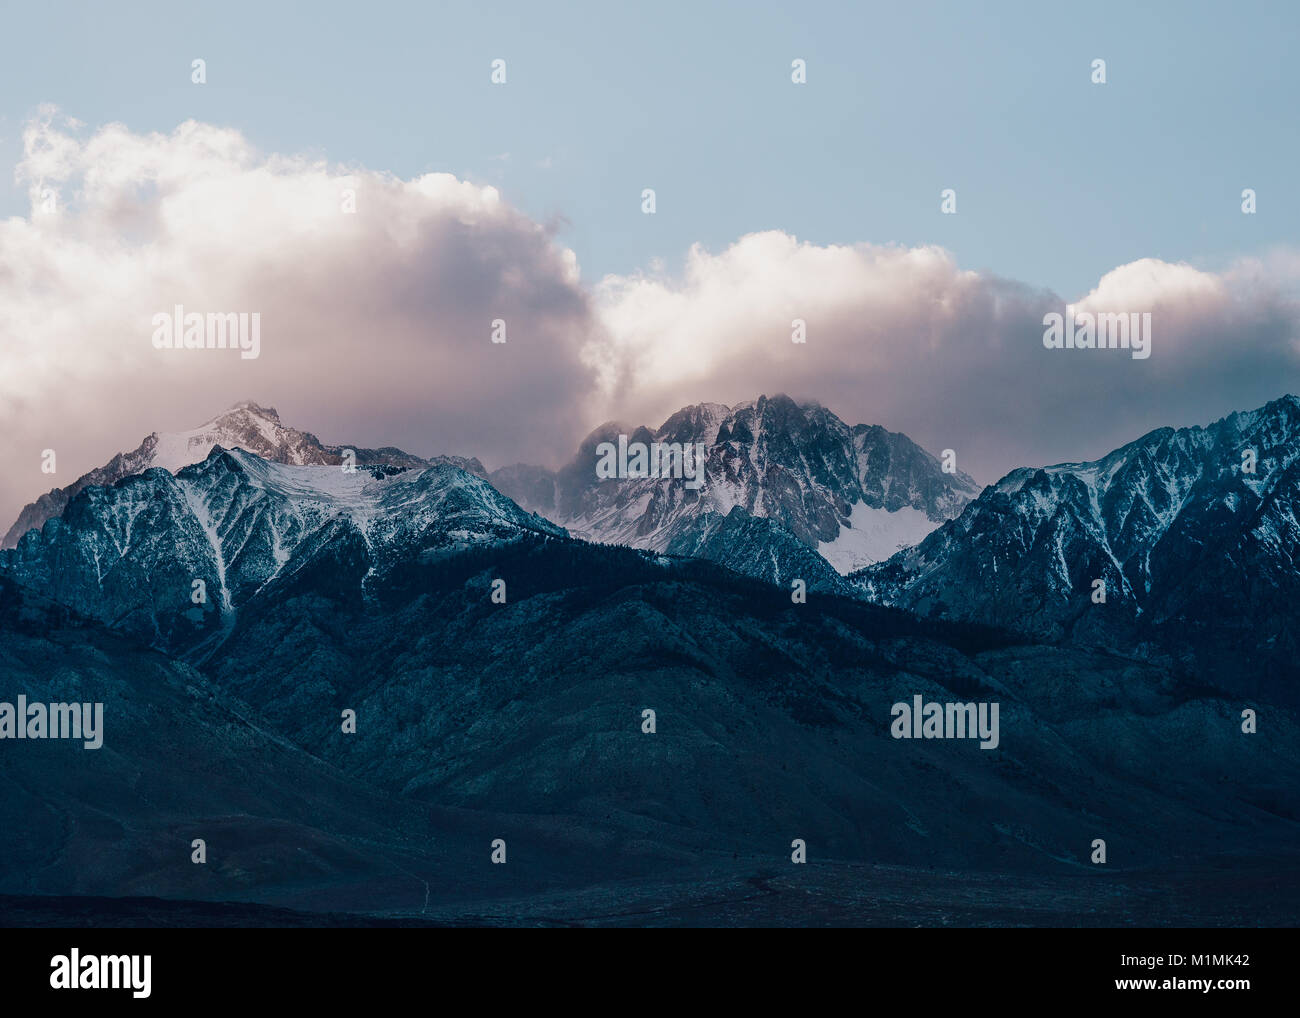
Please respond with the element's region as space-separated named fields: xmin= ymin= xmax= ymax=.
xmin=2 ymin=403 xmax=435 ymax=549
xmin=0 ymin=445 xmax=565 ymax=655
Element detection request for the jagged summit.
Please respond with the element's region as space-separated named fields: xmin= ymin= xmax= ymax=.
xmin=226 ymin=398 xmax=278 ymax=414
xmin=2 ymin=404 xmax=445 ymax=549
xmin=490 ymin=394 xmax=981 ymax=579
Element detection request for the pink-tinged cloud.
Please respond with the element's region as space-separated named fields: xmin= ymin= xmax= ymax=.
xmin=2 ymin=110 xmax=1299 ymax=530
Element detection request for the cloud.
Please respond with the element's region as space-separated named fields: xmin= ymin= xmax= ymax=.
xmin=1072 ymin=257 xmax=1227 ymax=314
xmin=0 ymin=109 xmax=600 ymax=526
xmin=588 ymin=233 xmax=1300 ymax=482
xmin=2 ymin=109 xmax=1299 ymax=531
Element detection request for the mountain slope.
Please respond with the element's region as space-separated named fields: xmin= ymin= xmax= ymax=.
xmin=663 ymin=505 xmax=853 ymax=594
xmin=0 ymin=447 xmax=561 ymax=655
xmin=200 ymin=530 xmax=1300 ymax=876
xmin=0 ymin=575 xmax=676 ymax=913
xmin=857 ymin=395 xmax=1300 ymax=696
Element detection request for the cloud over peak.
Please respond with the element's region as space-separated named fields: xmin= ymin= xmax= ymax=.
xmin=2 ymin=109 xmax=1298 ymax=528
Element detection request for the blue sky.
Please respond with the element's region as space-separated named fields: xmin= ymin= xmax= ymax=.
xmin=2 ymin=0 xmax=1296 ymax=298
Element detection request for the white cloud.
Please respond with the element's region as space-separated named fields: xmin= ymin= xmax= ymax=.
xmin=2 ymin=110 xmax=1299 ymax=532
xmin=0 ymin=109 xmax=600 ymax=526
xmin=588 ymin=234 xmax=1300 ymax=482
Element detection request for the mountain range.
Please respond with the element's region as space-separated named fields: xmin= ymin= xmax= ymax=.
xmin=4 ymin=491 xmax=1297 ymax=922
xmin=6 ymin=393 xmax=1299 ymax=695
xmin=2 ymin=392 xmax=1298 ymax=923
xmin=5 ymin=395 xmax=980 ymax=598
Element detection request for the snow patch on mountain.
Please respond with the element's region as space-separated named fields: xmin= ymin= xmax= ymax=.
xmin=817 ymin=502 xmax=939 ymax=575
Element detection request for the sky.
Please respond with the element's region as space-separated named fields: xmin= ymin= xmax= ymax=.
xmin=1 ymin=0 xmax=1299 ymax=527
